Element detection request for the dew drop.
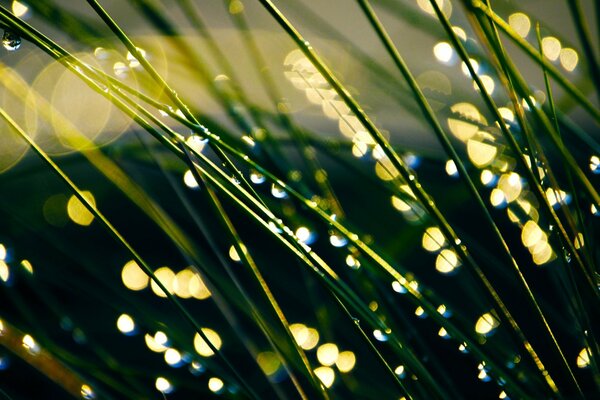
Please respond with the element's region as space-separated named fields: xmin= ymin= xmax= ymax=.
xmin=2 ymin=30 xmax=21 ymax=51
xmin=590 ymin=155 xmax=600 ymax=174
xmin=563 ymin=249 xmax=572 ymax=263
xmin=329 ymin=233 xmax=348 ymax=248
xmin=271 ymin=183 xmax=288 ymax=199
xmin=249 ymin=170 xmax=266 ymax=184
xmin=373 ymin=329 xmax=388 ymax=342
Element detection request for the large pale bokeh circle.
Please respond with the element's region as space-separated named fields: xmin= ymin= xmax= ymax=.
xmin=27 ymin=52 xmax=131 ymax=155
xmin=0 ymin=63 xmax=35 ymax=173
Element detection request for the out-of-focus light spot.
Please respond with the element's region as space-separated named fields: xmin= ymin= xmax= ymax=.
xmin=507 ymin=208 xmax=520 ymax=223
xmin=126 ymin=47 xmax=146 ymax=69
xmin=94 ymin=46 xmax=109 ymax=60
xmin=116 ymin=314 xmax=135 ymax=335
xmin=533 ymin=90 xmax=546 ymax=106
xmin=20 ymin=260 xmax=33 ymax=274
xmin=257 ymin=351 xmax=281 ymax=376
xmin=417 ymin=0 xmax=452 ymax=18
xmin=314 ymin=366 xmax=335 ymax=388
xmin=531 ymin=241 xmax=554 ymax=265
xmin=437 ymin=304 xmax=452 ymax=318
xmin=271 ymin=183 xmax=288 ymax=199
xmin=329 ymin=233 xmax=348 ymax=248
xmin=189 ymin=273 xmax=211 ymax=300
xmin=438 ymin=327 xmax=450 ymax=338
xmin=250 ymin=170 xmax=266 ymax=184
xmin=375 ymin=157 xmax=399 ymax=181
xmin=409 ymin=280 xmax=419 ymax=292
xmin=12 ymin=1 xmax=30 ymax=18
xmin=415 ymin=306 xmax=426 ymax=318
xmin=150 ymin=267 xmax=175 ymax=298
xmin=145 ymin=332 xmax=168 ymax=353
xmin=80 ymin=384 xmax=95 ymax=399
xmin=208 ymin=377 xmax=224 ymax=393
xmin=345 ymin=254 xmax=361 ymax=269
xmin=194 ymin=328 xmax=222 ymax=357
xmin=474 ymin=75 xmax=495 ymax=95
xmin=475 ymin=312 xmax=499 ymax=335
xmin=545 ymin=188 xmax=569 ymax=207
xmin=467 ymin=138 xmax=497 ymax=167
xmin=577 ymin=348 xmax=591 ymax=368
xmin=299 ymin=327 xmax=319 ymax=351
xmin=433 ymin=42 xmax=454 ymax=63
xmin=369 ymin=301 xmax=378 ymax=312
xmin=295 ymin=226 xmax=315 ymax=244
xmin=481 ymin=169 xmax=495 ymax=186
xmin=156 ymin=331 xmax=168 ymax=345
xmin=498 ymin=107 xmax=514 ymax=123
xmin=183 ymin=169 xmax=199 ymax=189
xmin=229 ymin=0 xmax=244 ymax=14
xmin=573 ymin=233 xmax=584 ymax=250
xmin=290 ymin=323 xmax=309 ymax=346
xmin=392 ymin=280 xmax=407 ymax=294
xmin=592 ymin=204 xmax=599 ymax=216
xmin=241 ymin=135 xmax=255 ymax=147
xmin=497 ymin=173 xmax=522 ymax=202
xmin=461 ymin=59 xmax=479 ymax=76
xmin=373 ymin=329 xmax=390 ymax=342
xmin=422 ymin=227 xmax=446 ymax=252
xmin=403 ymin=153 xmax=420 ymax=168
xmin=521 ymin=220 xmax=544 ymax=248
xmin=373 ymin=145 xmax=386 ymax=160
xmin=164 ymin=348 xmax=182 ymax=366
xmin=448 ymin=103 xmax=487 ymax=142
xmin=436 ymin=249 xmax=460 ymax=273
xmin=394 ymin=365 xmax=406 ymax=377
xmin=391 ymin=195 xmax=411 ymax=212
xmin=121 ymin=260 xmax=149 ymax=291
xmin=67 ymin=192 xmax=95 ymax=226
xmin=589 ymin=155 xmax=600 ymax=173
xmin=445 ymin=159 xmax=458 ymax=177
xmin=22 ymin=334 xmax=40 ymax=354
xmin=508 ymin=13 xmax=531 ymax=37
xmin=499 ymin=390 xmax=508 ymax=399
xmin=0 ymin=244 xmax=7 ymax=261
xmin=228 ymin=245 xmax=241 ymax=262
xmin=335 ymin=351 xmax=356 ymax=373
xmin=186 ymin=135 xmax=208 ymax=154
xmin=155 ymin=377 xmax=173 ymax=394
xmin=317 ymin=343 xmax=339 ymax=366
xmin=478 ymin=369 xmax=491 ymax=382
xmin=173 ymin=269 xmax=194 ymax=299
xmin=559 ymin=48 xmax=578 ymax=71
xmin=113 ymin=61 xmax=128 ymax=78
xmin=189 ymin=360 xmax=204 ymax=376
xmin=542 ymin=37 xmax=561 ymax=61
xmin=352 ymin=141 xmax=369 ymax=158
xmin=490 ymin=188 xmax=506 ymax=208
xmin=452 ymin=26 xmax=467 ymax=41
xmin=0 ymin=261 xmax=9 ymax=283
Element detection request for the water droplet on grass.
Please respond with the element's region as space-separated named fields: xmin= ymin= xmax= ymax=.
xmin=2 ymin=30 xmax=21 ymax=51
